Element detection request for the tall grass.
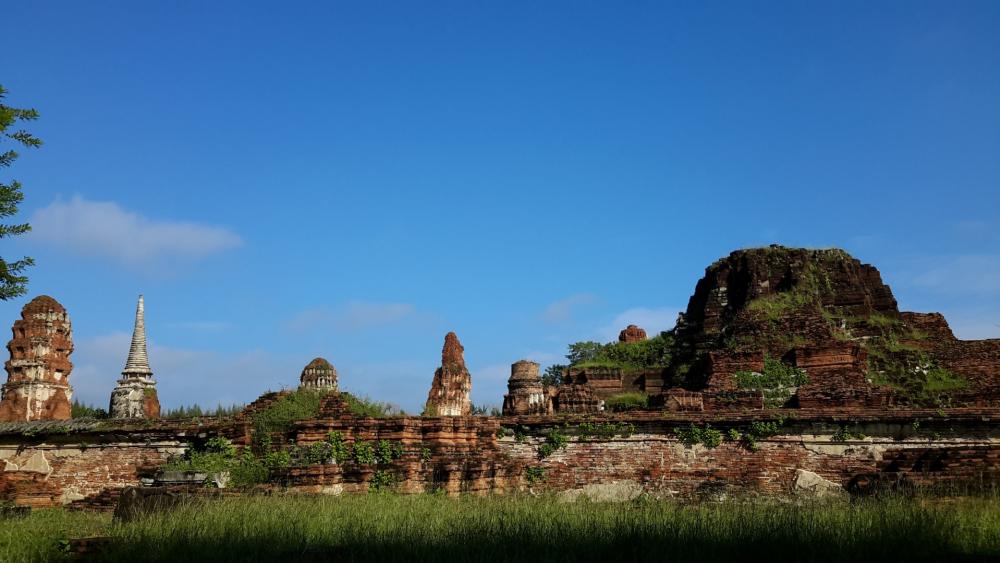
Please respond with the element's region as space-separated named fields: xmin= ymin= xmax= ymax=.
xmin=0 ymin=508 xmax=108 ymax=562
xmin=3 ymin=495 xmax=998 ymax=562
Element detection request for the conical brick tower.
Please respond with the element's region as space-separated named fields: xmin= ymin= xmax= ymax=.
xmin=424 ymin=332 xmax=472 ymax=416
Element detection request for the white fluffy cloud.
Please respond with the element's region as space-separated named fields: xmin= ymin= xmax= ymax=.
xmin=30 ymin=196 xmax=242 ymax=266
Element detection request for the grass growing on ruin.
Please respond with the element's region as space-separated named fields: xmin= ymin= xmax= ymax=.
xmin=5 ymin=494 xmax=999 ymax=562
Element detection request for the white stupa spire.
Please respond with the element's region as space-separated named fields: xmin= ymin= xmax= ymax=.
xmin=123 ymin=295 xmax=152 ymax=376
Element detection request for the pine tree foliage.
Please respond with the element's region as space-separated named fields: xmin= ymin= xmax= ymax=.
xmin=0 ymin=85 xmax=38 ymax=300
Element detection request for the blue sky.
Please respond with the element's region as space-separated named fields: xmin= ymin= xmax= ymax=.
xmin=2 ymin=1 xmax=998 ymax=413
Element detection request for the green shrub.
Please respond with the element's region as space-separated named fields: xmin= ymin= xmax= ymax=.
xmin=741 ymin=418 xmax=786 ymax=451
xmin=377 ymin=440 xmax=405 ymax=464
xmin=369 ymin=470 xmax=397 ymax=492
xmin=164 ymin=437 xmax=239 ymax=474
xmin=353 ymin=442 xmax=377 ymax=465
xmin=604 ymin=392 xmax=649 ymax=412
xmin=305 ymin=441 xmax=332 ymax=464
xmin=264 ymin=450 xmax=291 ymax=469
xmin=577 ymin=421 xmax=636 ymax=440
xmin=674 ymin=424 xmax=722 ymax=448
xmin=326 ymin=431 xmax=352 ymax=463
xmin=538 ymin=428 xmax=569 ymax=458
xmin=524 ymin=466 xmax=545 ymax=485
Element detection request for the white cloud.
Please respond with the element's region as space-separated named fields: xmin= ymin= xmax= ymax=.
xmin=29 ymin=196 xmax=242 ymax=267
xmin=286 ymin=301 xmax=416 ymax=332
xmin=912 ymin=255 xmax=1000 ymax=296
xmin=598 ymin=306 xmax=681 ymax=342
xmin=540 ymin=293 xmax=597 ymax=323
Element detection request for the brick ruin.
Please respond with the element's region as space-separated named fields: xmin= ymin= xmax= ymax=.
xmin=299 ymin=357 xmax=338 ymax=392
xmin=619 ymin=324 xmax=647 ymax=343
xmin=0 ymin=246 xmax=997 ymax=507
xmin=531 ymin=246 xmax=1000 ymax=415
xmin=1 ymin=408 xmax=996 ymax=508
xmin=0 ymin=296 xmax=74 ymax=422
xmin=424 ymin=332 xmax=472 ymax=416
xmin=109 ymin=296 xmax=160 ymax=419
xmin=502 ymin=360 xmax=550 ymax=416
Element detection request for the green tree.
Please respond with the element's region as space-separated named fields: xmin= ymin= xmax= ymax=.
xmin=0 ymin=85 xmax=39 ymax=300
xmin=566 ymin=341 xmax=605 ymax=365
xmin=541 ymin=364 xmax=565 ymax=387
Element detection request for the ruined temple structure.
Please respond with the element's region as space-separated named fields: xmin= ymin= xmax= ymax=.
xmin=666 ymin=245 xmax=1000 ymax=410
xmin=0 ymin=246 xmax=998 ymax=509
xmin=109 ymin=296 xmax=160 ymax=419
xmin=619 ymin=324 xmax=647 ymax=343
xmin=544 ymin=246 xmax=1000 ymax=413
xmin=0 ymin=296 xmax=74 ymax=422
xmin=502 ymin=360 xmax=551 ymax=416
xmin=299 ymin=357 xmax=338 ymax=392
xmin=424 ymin=332 xmax=472 ymax=416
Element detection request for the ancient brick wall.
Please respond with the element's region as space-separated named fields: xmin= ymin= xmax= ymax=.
xmin=280 ymin=409 xmax=999 ymax=497
xmin=1 ymin=410 xmax=996 ymax=507
xmin=0 ymin=419 xmax=224 ymax=508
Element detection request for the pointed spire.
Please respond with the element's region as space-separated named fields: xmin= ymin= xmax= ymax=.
xmin=123 ymin=295 xmax=152 ymax=376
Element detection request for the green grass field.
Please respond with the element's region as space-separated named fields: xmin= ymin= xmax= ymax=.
xmin=2 ymin=494 xmax=998 ymax=562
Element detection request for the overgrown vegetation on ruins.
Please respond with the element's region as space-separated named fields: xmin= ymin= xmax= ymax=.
xmin=564 ymin=333 xmax=673 ymax=372
xmin=3 ymin=495 xmax=998 ymax=562
xmin=733 ymin=357 xmax=809 ymax=408
xmin=604 ymin=392 xmax=649 ymax=412
xmin=162 ymin=389 xmax=408 ymax=487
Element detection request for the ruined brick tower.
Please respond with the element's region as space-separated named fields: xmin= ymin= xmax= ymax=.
xmin=619 ymin=324 xmax=647 ymax=343
xmin=502 ymin=360 xmax=550 ymax=415
xmin=109 ymin=296 xmax=160 ymax=419
xmin=424 ymin=332 xmax=472 ymax=416
xmin=299 ymin=357 xmax=338 ymax=392
xmin=0 ymin=296 xmax=74 ymax=422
